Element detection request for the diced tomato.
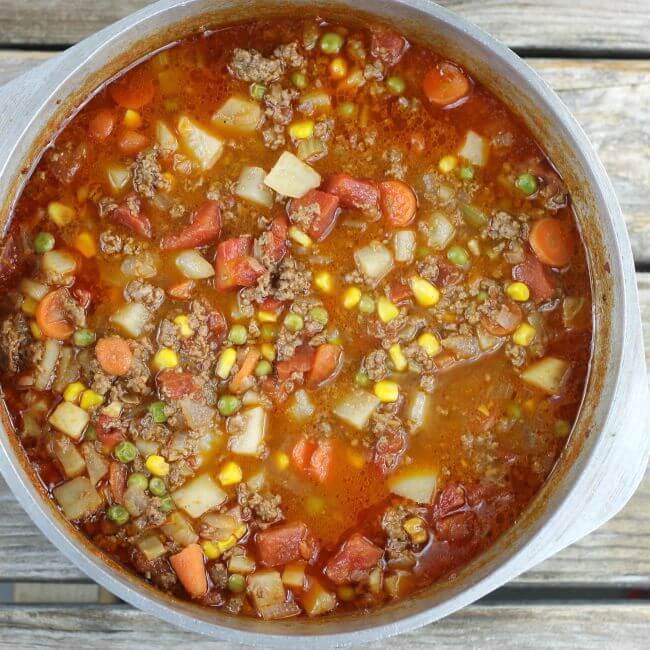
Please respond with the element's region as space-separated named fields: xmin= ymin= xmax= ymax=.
xmin=208 ymin=309 xmax=228 ymax=342
xmin=109 ymin=461 xmax=127 ymax=505
xmin=322 ymin=174 xmax=379 ymax=211
xmin=276 ymin=345 xmax=315 ymax=381
xmin=306 ymin=344 xmax=342 ymax=388
xmin=389 ymin=281 xmax=412 ymax=304
xmin=260 ymin=297 xmax=285 ymax=312
xmin=108 ymin=195 xmax=152 ymax=239
xmin=0 ymin=232 xmax=21 ymax=284
xmin=437 ymin=260 xmax=464 ymax=287
xmin=370 ymin=26 xmax=409 ymax=67
xmin=324 ymin=533 xmax=384 ymax=585
xmin=160 ymin=200 xmax=222 ymax=250
xmin=291 ymin=436 xmax=317 ymax=472
xmin=434 ymin=482 xmax=466 ymax=518
xmin=88 ymin=109 xmax=116 ymax=141
xmin=110 ymin=69 xmax=156 ymax=109
xmin=257 ymin=214 xmax=288 ymax=264
xmin=379 ymin=180 xmax=417 ymax=227
xmin=157 ymin=370 xmax=199 ymax=400
xmin=512 ymin=250 xmax=556 ymax=302
xmin=117 ymin=129 xmax=149 ymax=155
xmin=289 ymin=190 xmax=340 ymax=241
xmin=71 ymin=285 xmax=93 ymax=310
xmin=434 ymin=511 xmax=477 ymax=543
xmin=95 ymin=416 xmax=125 ymax=453
xmin=260 ymin=377 xmax=293 ymax=405
xmin=167 ymin=280 xmax=195 ymax=300
xmin=291 ymin=436 xmax=338 ymax=484
xmin=215 ymin=236 xmax=264 ymax=290
xmin=256 ymin=521 xmax=319 ymax=567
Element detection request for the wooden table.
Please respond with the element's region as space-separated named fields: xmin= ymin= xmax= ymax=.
xmin=0 ymin=1 xmax=649 ymax=647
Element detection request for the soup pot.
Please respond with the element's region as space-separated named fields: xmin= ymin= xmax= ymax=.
xmin=0 ymin=0 xmax=647 ymax=645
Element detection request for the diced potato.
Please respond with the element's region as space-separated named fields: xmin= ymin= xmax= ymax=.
xmin=393 ymin=230 xmax=416 ymax=263
xmin=282 ymin=562 xmax=306 ymax=589
xmin=405 ymin=390 xmax=430 ymax=431
xmin=520 ymin=356 xmax=570 ymax=395
xmin=425 ymin=212 xmax=455 ymax=250
xmin=212 ymin=95 xmax=263 ymax=135
xmin=52 ymin=434 xmax=86 ymax=478
xmin=120 ymin=252 xmax=159 ymax=279
xmin=229 ymin=406 xmax=267 ymax=457
xmin=106 ymin=164 xmax=131 ymax=193
xmin=53 ymin=477 xmax=103 ymax=520
xmin=302 ymin=578 xmax=337 ymax=617
xmin=110 ymin=302 xmax=151 ymax=338
xmin=155 ymin=120 xmax=178 ymax=154
xmin=354 ymin=241 xmax=394 ymax=286
xmin=179 ymin=398 xmax=215 ymax=431
xmin=137 ymin=534 xmax=167 ymax=561
xmin=235 ymin=166 xmax=274 ymax=208
xmin=48 ymin=401 xmax=89 ymax=440
xmin=476 ymin=325 xmax=502 ymax=352
xmin=34 ymin=338 xmax=61 ymax=391
xmin=174 ymin=250 xmax=215 ymax=280
xmin=81 ymin=442 xmax=109 ymax=485
xmin=287 ymin=389 xmax=314 ymax=422
xmin=161 ymin=511 xmax=199 ymax=546
xmin=177 ymin=115 xmax=224 ymax=171
xmin=52 ymin=346 xmax=80 ymax=393
xmin=384 ymin=570 xmax=414 ymax=599
xmin=332 ymin=389 xmax=380 ymax=430
xmin=247 ymin=570 xmax=285 ymax=611
xmin=264 ymin=151 xmax=321 ymax=198
xmin=171 ymin=473 xmax=227 ymax=519
xmin=388 ymin=467 xmax=438 ymax=504
xmin=42 ymin=250 xmax=77 ymax=278
xmin=458 ymin=130 xmax=488 ymax=166
xmin=228 ymin=553 xmax=256 ymax=575
xmin=20 ymin=278 xmax=49 ymax=302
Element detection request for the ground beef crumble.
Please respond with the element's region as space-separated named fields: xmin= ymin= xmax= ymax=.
xmin=381 ymin=503 xmax=420 ymax=568
xmin=124 ymin=280 xmax=165 ymax=312
xmin=228 ymin=48 xmax=284 ymax=83
xmin=0 ymin=313 xmax=31 ymax=373
xmin=236 ymin=483 xmax=283 ymax=529
xmin=132 ymin=147 xmax=170 ymax=199
xmin=362 ymin=349 xmax=389 ymax=382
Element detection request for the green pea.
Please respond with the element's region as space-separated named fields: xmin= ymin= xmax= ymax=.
xmin=114 ymin=441 xmax=137 ymax=464
xmin=127 ymin=472 xmax=149 ymax=490
xmin=218 ymin=394 xmax=242 ymax=417
xmin=34 ymin=232 xmax=55 ymax=254
xmin=460 ymin=203 xmax=487 ymax=229
xmin=291 ymin=71 xmax=307 ymax=89
xmin=515 ymin=172 xmax=538 ymax=196
xmin=447 ymin=245 xmax=470 ymax=267
xmin=309 ymin=306 xmax=329 ymax=326
xmin=149 ymin=477 xmax=167 ymax=497
xmin=159 ymin=495 xmax=176 ymax=513
xmin=229 ymin=324 xmax=248 ymax=345
xmin=73 ymin=328 xmax=96 ymax=347
xmin=358 ymin=294 xmax=375 ymax=314
xmin=148 ymin=401 xmax=167 ymax=424
xmin=107 ymin=504 xmax=129 ymax=525
xmin=284 ymin=312 xmax=304 ymax=333
xmin=477 ymin=290 xmax=488 ymax=303
xmin=506 ymin=402 xmax=523 ymax=420
xmin=386 ymin=76 xmax=406 ymax=95
xmin=228 ymin=573 xmax=246 ymax=593
xmin=254 ymin=360 xmax=272 ymax=377
xmin=415 ymin=246 xmax=432 ymax=260
xmin=260 ymin=323 xmax=278 ymax=342
xmin=249 ymin=83 xmax=266 ymax=100
xmin=84 ymin=425 xmax=97 ymax=442
xmin=320 ymin=32 xmax=344 ymax=54
xmin=554 ymin=419 xmax=571 ymax=437
xmin=459 ymin=165 xmax=474 ymax=181
xmin=337 ymin=101 xmax=357 ymax=120
xmin=355 ymin=370 xmax=371 ymax=388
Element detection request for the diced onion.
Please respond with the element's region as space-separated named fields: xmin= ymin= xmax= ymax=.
xmin=405 ymin=390 xmax=430 ymax=431
xmin=287 ymin=389 xmax=315 ymax=422
xmin=120 ymin=252 xmax=158 ymax=279
xmin=106 ymin=163 xmax=131 ymax=193
xmin=354 ymin=241 xmax=394 ymax=286
xmin=264 ymin=151 xmax=321 ymax=198
xmin=161 ymin=511 xmax=199 ymax=546
xmin=426 ymin=212 xmax=455 ymax=250
xmin=393 ymin=230 xmax=416 ymax=263
xmin=458 ymin=130 xmax=488 ymax=166
xmin=174 ymin=249 xmax=215 ymax=280
xmin=34 ymin=338 xmax=61 ymax=391
xmin=235 ymin=166 xmax=274 ymax=208
xmin=20 ymin=279 xmax=48 ymax=301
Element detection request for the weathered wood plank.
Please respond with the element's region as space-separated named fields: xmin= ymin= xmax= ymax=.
xmin=1 ymin=54 xmax=648 ymax=262
xmin=0 ymin=1 xmax=649 ymax=52
xmin=0 ymin=602 xmax=649 ymax=648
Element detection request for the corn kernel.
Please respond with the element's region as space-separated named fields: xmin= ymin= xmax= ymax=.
xmin=145 ymin=454 xmax=170 ymax=477
xmin=21 ymin=297 xmax=37 ymax=316
xmin=216 ymin=347 xmax=237 ymax=379
xmin=173 ymin=314 xmax=194 ymax=338
xmin=218 ymin=460 xmax=243 ymax=486
xmin=202 ymin=540 xmax=221 ymax=559
xmin=314 ymin=270 xmax=334 ymax=294
xmin=73 ymin=232 xmax=98 ymax=258
xmin=342 ymin=286 xmax=362 ymax=309
xmin=288 ymin=119 xmax=315 ymax=140
xmin=217 ymin=535 xmax=237 ymax=553
xmin=76 ymin=185 xmax=89 ymax=204
xmin=507 ymin=281 xmax=530 ymax=302
xmin=162 ymin=172 xmax=175 ymax=190
xmin=389 ymin=344 xmax=408 ymax=372
xmin=417 ymin=332 xmax=441 ymax=356
xmin=288 ymin=226 xmax=313 ymax=247
xmin=347 ymin=448 xmax=365 ymax=469
xmin=513 ymin=323 xmax=536 ymax=346
xmin=29 ymin=321 xmax=42 ymax=340
xmin=80 ymin=389 xmax=104 ymax=411
xmin=409 ymin=276 xmax=440 ymax=307
xmin=257 ymin=310 xmax=277 ymax=323
xmin=438 ymin=155 xmax=458 ymax=173
xmin=275 ymin=451 xmax=290 ymax=470
xmin=477 ymin=403 xmax=490 ymax=417
xmin=403 ymin=516 xmax=428 ymax=544
xmin=63 ymin=382 xmax=86 ymax=403
xmin=329 ymin=56 xmax=348 ymax=79
xmin=153 ymin=348 xmax=179 ymax=370
xmin=123 ymin=109 xmax=142 ymax=128
xmin=377 ymin=296 xmax=399 ymax=323
xmin=234 ymin=523 xmax=247 ymax=539
xmin=261 ymin=343 xmax=276 ymax=362
xmin=47 ymin=201 xmax=76 ymax=227
xmin=374 ymin=380 xmax=400 ymax=403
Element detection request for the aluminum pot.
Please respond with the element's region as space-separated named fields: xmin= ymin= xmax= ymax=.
xmin=0 ymin=0 xmax=647 ymax=645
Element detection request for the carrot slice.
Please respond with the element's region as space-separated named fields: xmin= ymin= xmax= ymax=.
xmin=229 ymin=347 xmax=261 ymax=393
xmin=379 ymin=180 xmax=417 ymax=227
xmin=95 ymin=336 xmax=133 ymax=376
xmin=529 ymin=218 xmax=575 ymax=267
xmin=423 ymin=62 xmax=471 ymax=108
xmin=169 ymin=543 xmax=208 ymax=599
xmin=110 ymin=70 xmax=155 ymax=109
xmin=117 ymin=129 xmax=149 ymax=155
xmin=88 ymin=109 xmax=116 ymax=140
xmin=306 ymin=344 xmax=342 ymax=388
xmin=291 ymin=436 xmax=316 ymax=472
xmin=35 ymin=288 xmax=75 ymax=339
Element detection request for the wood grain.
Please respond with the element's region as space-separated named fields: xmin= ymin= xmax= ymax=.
xmin=0 ymin=602 xmax=649 ymax=648
xmin=0 ymin=1 xmax=649 ymax=51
